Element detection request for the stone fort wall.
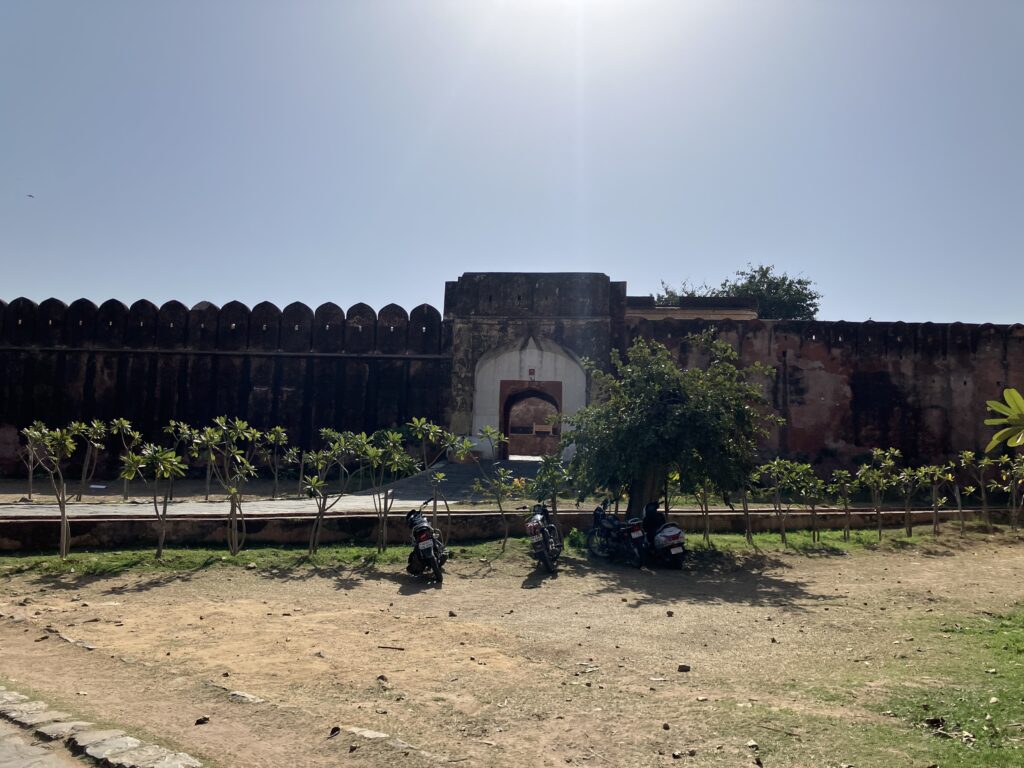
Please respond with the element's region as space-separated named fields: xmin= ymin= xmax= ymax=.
xmin=0 ymin=297 xmax=450 ymax=471
xmin=632 ymin=316 xmax=1024 ymax=467
xmin=1 ymin=273 xmax=1020 ymax=473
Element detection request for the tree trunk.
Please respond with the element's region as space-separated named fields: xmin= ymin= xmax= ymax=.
xmin=309 ymin=497 xmax=326 ymax=556
xmin=498 ymin=496 xmax=509 ymax=552
xmin=741 ymin=490 xmax=752 ymax=545
xmin=954 ymin=486 xmax=965 ymax=536
xmin=904 ymin=497 xmax=913 ymax=538
xmin=875 ymin=491 xmax=883 ymax=541
xmin=810 ymin=504 xmax=818 ymax=543
xmin=156 ymin=493 xmax=169 ymax=559
xmin=981 ymin=485 xmax=992 ymax=533
xmin=627 ymin=466 xmax=662 ymax=518
xmin=843 ymin=499 xmax=851 ymax=542
xmin=204 ymin=460 xmax=212 ymax=502
xmin=76 ymin=445 xmax=92 ymax=501
xmin=297 ymin=451 xmax=306 ymax=497
xmin=27 ymin=464 xmax=34 ymax=500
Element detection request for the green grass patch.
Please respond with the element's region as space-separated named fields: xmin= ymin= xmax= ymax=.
xmin=0 ymin=538 xmax=536 ymax=577
xmin=876 ymin=609 xmax=1024 ymax=766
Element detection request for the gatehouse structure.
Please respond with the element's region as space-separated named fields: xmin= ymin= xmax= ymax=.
xmin=1 ymin=271 xmax=1021 ymax=470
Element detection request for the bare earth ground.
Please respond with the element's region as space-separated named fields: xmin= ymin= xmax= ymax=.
xmin=1 ymin=539 xmax=1023 ymax=768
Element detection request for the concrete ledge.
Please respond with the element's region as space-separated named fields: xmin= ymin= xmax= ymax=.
xmin=0 ymin=509 xmax=969 ymax=552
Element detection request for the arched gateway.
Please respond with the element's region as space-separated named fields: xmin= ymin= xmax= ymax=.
xmin=472 ymin=336 xmax=586 ymax=458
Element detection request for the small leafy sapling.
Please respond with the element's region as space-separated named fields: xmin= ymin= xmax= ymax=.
xmin=196 ymin=417 xmax=263 ymax=556
xmin=989 ymin=455 xmax=1024 ymax=533
xmin=757 ymin=458 xmax=803 ymax=547
xmin=163 ymin=421 xmax=196 ymax=500
xmin=828 ymin=469 xmax=858 ymax=542
xmin=796 ymin=467 xmax=826 ymax=543
xmin=916 ymin=464 xmax=952 ymax=536
xmin=856 ymin=448 xmax=900 ymax=541
xmin=473 ymin=426 xmax=518 ymax=552
xmin=70 ymin=419 xmax=108 ymax=501
xmin=303 ymin=429 xmax=359 ymax=556
xmin=22 ymin=424 xmax=76 ymax=559
xmin=120 ymin=444 xmax=187 ymax=558
xmin=361 ymin=430 xmax=419 ymax=553
xmin=895 ymin=466 xmax=923 ymax=538
xmin=259 ymin=426 xmax=290 ymax=499
xmin=959 ymin=451 xmax=995 ymax=533
xmin=408 ymin=417 xmax=447 ymax=526
xmin=110 ymin=418 xmax=142 ymax=501
xmin=18 ymin=421 xmax=46 ymax=500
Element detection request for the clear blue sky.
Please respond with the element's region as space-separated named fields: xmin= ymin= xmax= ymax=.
xmin=1 ymin=1 xmax=1021 ymax=323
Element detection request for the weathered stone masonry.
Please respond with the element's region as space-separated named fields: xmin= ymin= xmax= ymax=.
xmin=1 ymin=272 xmax=1021 ymax=472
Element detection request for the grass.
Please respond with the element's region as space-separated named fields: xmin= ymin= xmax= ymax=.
xmin=875 ymin=608 xmax=1024 ymax=766
xmin=2 ymin=522 xmax=1016 ymax=578
xmin=0 ymin=538 xmax=530 ymax=577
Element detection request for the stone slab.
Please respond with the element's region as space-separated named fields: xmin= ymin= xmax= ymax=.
xmin=35 ymin=721 xmax=94 ymax=741
xmin=69 ymin=728 xmax=126 ymax=748
xmin=9 ymin=710 xmax=71 ymax=727
xmin=84 ymin=735 xmax=143 ymax=760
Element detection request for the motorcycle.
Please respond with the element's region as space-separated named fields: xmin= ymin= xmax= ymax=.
xmin=586 ymin=500 xmax=647 ymax=568
xmin=642 ymin=501 xmax=686 ymax=568
xmin=518 ymin=503 xmax=563 ymax=573
xmin=405 ymin=499 xmax=447 ymax=583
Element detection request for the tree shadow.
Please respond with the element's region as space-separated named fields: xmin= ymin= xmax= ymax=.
xmin=551 ymin=547 xmax=822 ymax=611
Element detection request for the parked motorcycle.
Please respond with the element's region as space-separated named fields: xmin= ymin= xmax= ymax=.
xmin=405 ymin=499 xmax=447 ymax=583
xmin=518 ymin=503 xmax=563 ymax=573
xmin=642 ymin=501 xmax=686 ymax=568
xmin=586 ymin=501 xmax=647 ymax=568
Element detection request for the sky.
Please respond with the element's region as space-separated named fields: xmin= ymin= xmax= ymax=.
xmin=1 ymin=1 xmax=1021 ymax=323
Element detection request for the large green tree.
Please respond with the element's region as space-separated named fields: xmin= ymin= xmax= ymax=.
xmin=564 ymin=334 xmax=777 ymax=517
xmin=656 ymin=263 xmax=821 ymax=320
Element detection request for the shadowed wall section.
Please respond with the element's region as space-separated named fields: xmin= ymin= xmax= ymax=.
xmin=0 ymin=299 xmax=451 ymax=471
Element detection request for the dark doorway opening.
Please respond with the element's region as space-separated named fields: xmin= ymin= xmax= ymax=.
xmin=500 ymin=382 xmax=562 ymax=458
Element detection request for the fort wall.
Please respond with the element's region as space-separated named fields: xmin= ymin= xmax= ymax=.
xmin=628 ymin=317 xmax=1024 ymax=467
xmin=0 ymin=297 xmax=450 ymax=471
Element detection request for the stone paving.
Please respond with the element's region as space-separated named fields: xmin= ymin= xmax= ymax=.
xmin=0 ymin=720 xmax=81 ymax=768
xmin=0 ymin=686 xmax=201 ymax=768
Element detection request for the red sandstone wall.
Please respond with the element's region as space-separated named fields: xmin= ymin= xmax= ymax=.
xmin=628 ymin=317 xmax=1024 ymax=468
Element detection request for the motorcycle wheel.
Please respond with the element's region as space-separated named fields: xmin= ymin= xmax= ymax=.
xmin=626 ymin=543 xmax=644 ymax=568
xmin=540 ymin=531 xmax=557 ymax=573
xmin=406 ymin=550 xmax=424 ymax=575
xmin=671 ymin=551 xmax=685 ymax=569
xmin=430 ymin=553 xmax=444 ymax=583
xmin=586 ymin=529 xmax=610 ymax=558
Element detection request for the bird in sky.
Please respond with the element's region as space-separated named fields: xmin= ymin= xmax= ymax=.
xmin=26 ymin=194 xmax=34 ymax=198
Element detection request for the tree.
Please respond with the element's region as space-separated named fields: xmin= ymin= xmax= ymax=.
xmin=472 ymin=426 xmax=518 ymax=552
xmin=656 ymin=263 xmax=821 ymax=320
xmin=163 ymin=421 xmax=196 ymax=501
xmin=959 ymin=451 xmax=995 ymax=533
xmin=70 ymin=419 xmax=107 ymax=501
xmin=110 ymin=418 xmax=142 ymax=501
xmin=827 ymin=469 xmax=859 ymax=542
xmin=565 ymin=334 xmax=777 ymax=518
xmin=529 ymin=454 xmax=573 ymax=514
xmin=195 ymin=417 xmax=263 ymax=556
xmin=757 ymin=458 xmax=805 ymax=546
xmin=120 ymin=444 xmax=187 ymax=558
xmin=21 ymin=424 xmax=76 ymax=559
xmin=917 ymin=464 xmax=953 ymax=536
xmin=259 ymin=426 xmax=292 ymax=499
xmin=795 ymin=466 xmax=826 ymax=543
xmin=302 ymin=429 xmax=360 ymax=556
xmin=856 ymin=448 xmax=900 ymax=541
xmin=361 ymin=430 xmax=419 ymax=553
xmin=18 ymin=421 xmax=46 ymax=501
xmin=985 ymin=388 xmax=1024 ymax=453
xmin=895 ymin=466 xmax=923 ymax=537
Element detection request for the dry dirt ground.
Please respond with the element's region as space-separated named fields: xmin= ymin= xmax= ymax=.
xmin=1 ymin=540 xmax=1023 ymax=768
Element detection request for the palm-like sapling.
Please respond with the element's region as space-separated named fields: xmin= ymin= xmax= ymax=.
xmin=120 ymin=444 xmax=187 ymax=558
xmin=856 ymin=448 xmax=900 ymax=541
xmin=110 ymin=418 xmax=142 ymax=501
xmin=195 ymin=417 xmax=263 ymax=556
xmin=70 ymin=420 xmax=108 ymax=501
xmin=18 ymin=421 xmax=46 ymax=500
xmin=23 ymin=424 xmax=76 ymax=559
xmin=828 ymin=469 xmax=858 ymax=542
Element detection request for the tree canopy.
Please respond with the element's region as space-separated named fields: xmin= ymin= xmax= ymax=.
xmin=564 ymin=334 xmax=778 ymax=515
xmin=656 ymin=263 xmax=821 ymax=320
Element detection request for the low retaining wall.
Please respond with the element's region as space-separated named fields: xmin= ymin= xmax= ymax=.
xmin=0 ymin=509 xmax=967 ymax=552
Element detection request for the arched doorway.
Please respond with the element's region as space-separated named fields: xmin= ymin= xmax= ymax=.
xmin=471 ymin=335 xmax=586 ymax=459
xmin=502 ymin=387 xmax=561 ymax=458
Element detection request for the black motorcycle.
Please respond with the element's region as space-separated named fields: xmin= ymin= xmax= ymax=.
xmin=405 ymin=500 xmax=447 ymax=583
xmin=519 ymin=503 xmax=563 ymax=573
xmin=586 ymin=501 xmax=647 ymax=568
